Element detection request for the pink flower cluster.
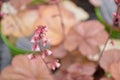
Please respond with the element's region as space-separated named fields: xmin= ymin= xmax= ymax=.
xmin=113 ymin=12 xmax=120 ymax=26
xmin=0 ymin=11 xmax=9 ymax=18
xmin=29 ymin=25 xmax=60 ymax=70
xmin=31 ymin=26 xmax=48 ymax=51
xmin=115 ymin=0 xmax=120 ymax=4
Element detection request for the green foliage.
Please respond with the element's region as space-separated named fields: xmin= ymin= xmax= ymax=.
xmin=106 ymin=72 xmax=112 ymax=79
xmin=95 ymin=7 xmax=120 ymax=39
xmin=31 ymin=0 xmax=47 ymax=5
xmin=31 ymin=0 xmax=70 ymax=5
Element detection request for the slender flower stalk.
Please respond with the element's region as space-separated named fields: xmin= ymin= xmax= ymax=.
xmin=29 ymin=26 xmax=60 ymax=70
xmin=48 ymin=0 xmax=66 ymax=41
xmin=55 ymin=3 xmax=66 ymax=40
xmin=96 ymin=0 xmax=119 ymax=67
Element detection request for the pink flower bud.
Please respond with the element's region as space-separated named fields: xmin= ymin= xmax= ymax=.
xmin=35 ymin=44 xmax=40 ymax=51
xmin=113 ymin=12 xmax=120 ymax=19
xmin=0 ymin=11 xmax=9 ymax=17
xmin=41 ymin=53 xmax=46 ymax=58
xmin=46 ymin=49 xmax=52 ymax=55
xmin=27 ymin=54 xmax=34 ymax=59
xmin=31 ymin=36 xmax=40 ymax=43
xmin=110 ymin=40 xmax=114 ymax=46
xmin=31 ymin=37 xmax=36 ymax=43
xmin=41 ymin=49 xmax=52 ymax=58
xmin=0 ymin=11 xmax=4 ymax=17
xmin=51 ymin=59 xmax=60 ymax=70
xmin=39 ymin=33 xmax=45 ymax=38
xmin=27 ymin=54 xmax=36 ymax=59
xmin=34 ymin=33 xmax=39 ymax=38
xmin=42 ymin=38 xmax=48 ymax=46
xmin=32 ymin=44 xmax=40 ymax=51
xmin=42 ymin=26 xmax=48 ymax=33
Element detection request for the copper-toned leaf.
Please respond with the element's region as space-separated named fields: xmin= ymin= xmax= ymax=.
xmin=75 ymin=20 xmax=108 ymax=56
xmin=10 ymin=0 xmax=32 ymax=10
xmin=67 ymin=63 xmax=96 ymax=76
xmin=1 ymin=9 xmax=39 ymax=37
xmin=99 ymin=49 xmax=120 ymax=71
xmin=78 ymin=41 xmax=100 ymax=56
xmin=64 ymin=28 xmax=79 ymax=52
xmin=52 ymin=44 xmax=67 ymax=58
xmin=64 ymin=74 xmax=94 ymax=80
xmin=110 ymin=62 xmax=120 ymax=80
xmin=34 ymin=4 xmax=76 ymax=45
xmin=0 ymin=54 xmax=53 ymax=80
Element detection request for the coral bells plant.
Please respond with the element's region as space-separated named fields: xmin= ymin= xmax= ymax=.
xmin=29 ymin=25 xmax=60 ymax=70
xmin=0 ymin=25 xmax=60 ymax=80
xmin=31 ymin=26 xmax=48 ymax=51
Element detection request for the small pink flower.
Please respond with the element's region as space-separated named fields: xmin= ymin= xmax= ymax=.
xmin=0 ymin=11 xmax=9 ymax=18
xmin=0 ymin=11 xmax=4 ymax=17
xmin=31 ymin=26 xmax=48 ymax=51
xmin=27 ymin=54 xmax=33 ymax=59
xmin=27 ymin=54 xmax=36 ymax=59
xmin=41 ymin=26 xmax=48 ymax=33
xmin=110 ymin=40 xmax=114 ymax=46
xmin=34 ymin=44 xmax=40 ymax=51
xmin=41 ymin=49 xmax=52 ymax=58
xmin=30 ymin=25 xmax=60 ymax=70
xmin=51 ymin=59 xmax=60 ymax=70
xmin=34 ymin=33 xmax=39 ymax=38
xmin=27 ymin=54 xmax=35 ymax=59
xmin=31 ymin=37 xmax=36 ymax=43
xmin=42 ymin=37 xmax=48 ymax=46
xmin=31 ymin=36 xmax=40 ymax=43
xmin=46 ymin=49 xmax=52 ymax=55
xmin=32 ymin=44 xmax=40 ymax=51
xmin=113 ymin=13 xmax=120 ymax=19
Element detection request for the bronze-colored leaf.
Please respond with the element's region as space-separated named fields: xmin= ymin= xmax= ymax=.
xmin=0 ymin=54 xmax=53 ymax=80
xmin=1 ymin=9 xmax=39 ymax=37
xmin=75 ymin=20 xmax=108 ymax=56
xmin=52 ymin=44 xmax=67 ymax=58
xmin=64 ymin=28 xmax=79 ymax=52
xmin=110 ymin=62 xmax=120 ymax=80
xmin=34 ymin=4 xmax=76 ymax=45
xmin=10 ymin=0 xmax=32 ymax=10
xmin=99 ymin=49 xmax=120 ymax=71
xmin=67 ymin=63 xmax=96 ymax=76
